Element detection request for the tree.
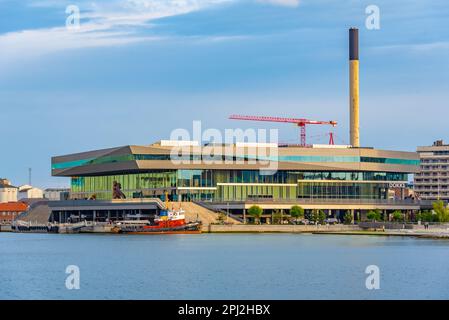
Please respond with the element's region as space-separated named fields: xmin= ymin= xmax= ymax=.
xmin=290 ymin=205 xmax=304 ymax=222
xmin=311 ymin=209 xmax=326 ymax=225
xmin=432 ymin=200 xmax=449 ymax=223
xmin=311 ymin=210 xmax=318 ymax=224
xmin=366 ymin=211 xmax=376 ymax=221
xmin=343 ymin=211 xmax=353 ymax=225
xmin=366 ymin=209 xmax=381 ymax=222
xmin=272 ymin=210 xmax=283 ymax=224
xmin=415 ymin=210 xmax=436 ymax=223
xmin=248 ymin=205 xmax=263 ymax=224
xmin=392 ymin=210 xmax=403 ymax=222
xmin=318 ymin=210 xmax=326 ymax=225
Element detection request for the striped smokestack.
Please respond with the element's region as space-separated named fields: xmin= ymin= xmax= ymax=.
xmin=349 ymin=27 xmax=360 ymax=147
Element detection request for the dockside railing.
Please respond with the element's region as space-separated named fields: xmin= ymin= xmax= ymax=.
xmin=202 ymin=198 xmax=429 ymax=207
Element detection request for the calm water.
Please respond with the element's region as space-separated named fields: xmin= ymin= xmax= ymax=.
xmin=1 ymin=233 xmax=449 ymax=300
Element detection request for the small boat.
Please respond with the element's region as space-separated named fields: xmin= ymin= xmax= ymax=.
xmin=113 ymin=208 xmax=202 ymax=234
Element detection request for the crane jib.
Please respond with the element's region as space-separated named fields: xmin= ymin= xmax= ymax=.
xmin=229 ymin=114 xmax=338 ymax=146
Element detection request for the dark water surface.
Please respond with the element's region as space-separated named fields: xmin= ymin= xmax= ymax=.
xmin=1 ymin=233 xmax=448 ymax=299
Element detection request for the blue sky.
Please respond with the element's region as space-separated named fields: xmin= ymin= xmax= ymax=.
xmin=0 ymin=0 xmax=448 ymax=188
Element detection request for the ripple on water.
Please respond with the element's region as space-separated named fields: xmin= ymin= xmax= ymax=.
xmin=1 ymin=233 xmax=449 ymax=299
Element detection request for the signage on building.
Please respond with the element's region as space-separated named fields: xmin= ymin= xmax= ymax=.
xmin=389 ymin=182 xmax=405 ymax=188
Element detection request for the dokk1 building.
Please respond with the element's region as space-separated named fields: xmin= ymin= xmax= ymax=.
xmin=51 ymin=141 xmax=420 ymax=218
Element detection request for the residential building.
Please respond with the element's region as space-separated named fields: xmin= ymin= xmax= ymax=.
xmin=414 ymin=140 xmax=449 ymax=201
xmin=0 ymin=202 xmax=28 ymax=224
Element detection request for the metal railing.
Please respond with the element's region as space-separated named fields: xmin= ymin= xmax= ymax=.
xmin=359 ymin=222 xmax=414 ymax=230
xmin=203 ymin=198 xmax=427 ymax=206
xmin=50 ymin=198 xmax=166 ymax=209
xmin=359 ymin=221 xmax=449 ymax=230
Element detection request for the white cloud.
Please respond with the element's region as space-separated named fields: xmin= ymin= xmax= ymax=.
xmin=0 ymin=27 xmax=157 ymax=59
xmin=370 ymin=41 xmax=449 ymax=54
xmin=0 ymin=0 xmax=234 ymax=65
xmin=256 ymin=0 xmax=300 ymax=8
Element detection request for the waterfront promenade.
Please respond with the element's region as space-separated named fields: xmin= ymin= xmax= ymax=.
xmin=205 ymin=224 xmax=359 ymax=233
xmin=204 ymin=223 xmax=449 ymax=239
xmin=5 ymin=220 xmax=449 ymax=240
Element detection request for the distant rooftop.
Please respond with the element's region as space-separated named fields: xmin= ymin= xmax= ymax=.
xmin=0 ymin=202 xmax=28 ymax=212
xmin=0 ymin=178 xmax=17 ymax=189
xmin=18 ymin=185 xmax=43 ymax=192
xmin=433 ymin=140 xmax=448 ymax=147
xmin=151 ymin=140 xmax=358 ymax=149
xmin=417 ymin=140 xmax=449 ymax=151
xmin=0 ymin=184 xmax=17 ymax=189
xmin=44 ymin=188 xmax=70 ymax=192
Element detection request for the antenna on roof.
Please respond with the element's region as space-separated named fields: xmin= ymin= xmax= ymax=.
xmin=28 ymin=168 xmax=32 ymax=186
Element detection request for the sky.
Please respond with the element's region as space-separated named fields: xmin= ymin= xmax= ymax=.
xmin=0 ymin=0 xmax=448 ymax=188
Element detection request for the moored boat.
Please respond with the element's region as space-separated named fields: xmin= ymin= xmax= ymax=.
xmin=113 ymin=208 xmax=202 ymax=234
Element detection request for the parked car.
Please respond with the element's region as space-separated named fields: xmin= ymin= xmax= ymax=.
xmin=325 ymin=218 xmax=339 ymax=225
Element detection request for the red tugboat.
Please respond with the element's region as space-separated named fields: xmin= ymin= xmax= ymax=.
xmin=114 ymin=194 xmax=202 ymax=234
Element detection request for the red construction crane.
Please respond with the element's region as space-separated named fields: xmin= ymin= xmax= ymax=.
xmin=229 ymin=115 xmax=337 ymax=147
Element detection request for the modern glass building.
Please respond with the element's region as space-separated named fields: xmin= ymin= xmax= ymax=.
xmin=52 ymin=141 xmax=419 ymax=208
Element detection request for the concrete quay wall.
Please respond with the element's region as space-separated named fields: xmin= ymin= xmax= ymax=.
xmin=0 ymin=225 xmax=12 ymax=232
xmin=205 ymin=224 xmax=361 ymax=233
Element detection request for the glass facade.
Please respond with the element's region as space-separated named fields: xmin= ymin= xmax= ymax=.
xmin=297 ymin=182 xmax=389 ymax=199
xmin=70 ymin=170 xmax=408 ymax=201
xmin=219 ymin=184 xmax=297 ymax=202
xmin=71 ymin=171 xmax=177 ymax=200
xmin=54 ymin=154 xmax=420 ymax=170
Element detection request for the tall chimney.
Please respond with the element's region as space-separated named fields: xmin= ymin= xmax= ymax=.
xmin=349 ymin=27 xmax=360 ymax=147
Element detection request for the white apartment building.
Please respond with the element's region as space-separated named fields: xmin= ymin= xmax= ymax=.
xmin=414 ymin=140 xmax=449 ymax=201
